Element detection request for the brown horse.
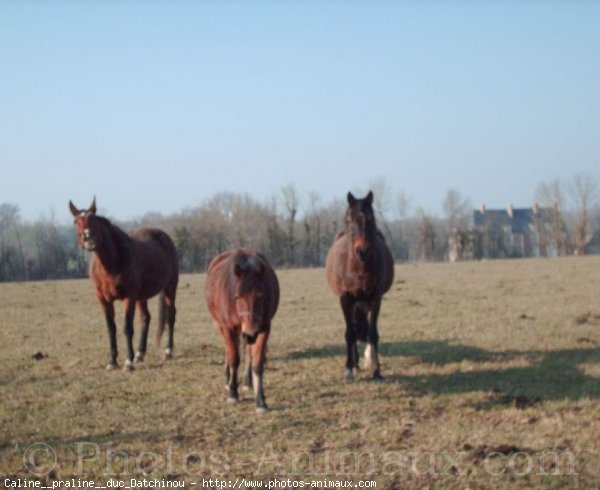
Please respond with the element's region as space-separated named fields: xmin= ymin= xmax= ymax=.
xmin=69 ymin=198 xmax=179 ymax=371
xmin=205 ymin=249 xmax=279 ymax=413
xmin=325 ymin=191 xmax=394 ymax=380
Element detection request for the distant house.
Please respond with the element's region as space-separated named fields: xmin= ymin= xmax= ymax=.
xmin=471 ymin=204 xmax=568 ymax=259
xmin=585 ymin=230 xmax=600 ymax=255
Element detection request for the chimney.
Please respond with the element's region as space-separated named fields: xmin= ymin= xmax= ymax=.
xmin=480 ymin=204 xmax=486 ymax=214
xmin=507 ymin=203 xmax=514 ymax=218
xmin=532 ymin=202 xmax=539 ymax=216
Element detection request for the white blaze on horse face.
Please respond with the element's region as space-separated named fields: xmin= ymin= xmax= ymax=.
xmin=236 ymin=297 xmax=254 ymax=335
xmin=82 ymin=228 xmax=96 ymax=251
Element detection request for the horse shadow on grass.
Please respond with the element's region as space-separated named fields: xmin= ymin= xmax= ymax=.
xmin=286 ymin=340 xmax=600 ymax=403
xmin=286 ymin=340 xmax=513 ymax=364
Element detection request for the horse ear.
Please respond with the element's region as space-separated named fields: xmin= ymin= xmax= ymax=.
xmin=347 ymin=192 xmax=356 ymax=205
xmin=234 ymin=254 xmax=248 ymax=277
xmin=365 ymin=191 xmax=374 ymax=206
xmin=89 ymin=196 xmax=97 ymax=215
xmin=69 ymin=201 xmax=79 ymax=217
xmin=234 ymin=263 xmax=243 ymax=277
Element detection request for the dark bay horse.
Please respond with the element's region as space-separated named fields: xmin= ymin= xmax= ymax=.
xmin=325 ymin=191 xmax=394 ymax=380
xmin=69 ymin=198 xmax=179 ymax=371
xmin=205 ymin=249 xmax=279 ymax=413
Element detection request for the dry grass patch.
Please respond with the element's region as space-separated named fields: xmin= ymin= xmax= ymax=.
xmin=1 ymin=256 xmax=599 ymax=488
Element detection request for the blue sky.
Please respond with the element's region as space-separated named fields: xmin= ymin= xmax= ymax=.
xmin=1 ymin=1 xmax=599 ymax=222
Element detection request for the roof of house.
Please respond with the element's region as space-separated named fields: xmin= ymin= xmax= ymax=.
xmin=585 ymin=230 xmax=600 ymax=252
xmin=473 ymin=206 xmax=552 ymax=234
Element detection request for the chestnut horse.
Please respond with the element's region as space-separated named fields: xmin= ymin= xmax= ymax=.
xmin=69 ymin=198 xmax=179 ymax=370
xmin=325 ymin=191 xmax=394 ymax=380
xmin=205 ymin=249 xmax=279 ymax=413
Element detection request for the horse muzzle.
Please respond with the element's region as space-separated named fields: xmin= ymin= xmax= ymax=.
xmin=356 ymin=246 xmax=370 ymax=261
xmin=242 ymin=331 xmax=258 ymax=345
xmin=240 ymin=316 xmax=259 ymax=344
xmin=84 ymin=240 xmax=97 ymax=251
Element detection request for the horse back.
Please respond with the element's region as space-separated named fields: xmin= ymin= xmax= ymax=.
xmin=375 ymin=233 xmax=394 ymax=294
xmin=133 ymin=228 xmax=177 ymax=260
xmin=130 ymin=228 xmax=179 ymax=299
xmin=325 ymin=232 xmax=350 ymax=296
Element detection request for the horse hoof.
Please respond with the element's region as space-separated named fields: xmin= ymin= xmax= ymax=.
xmin=164 ymin=349 xmax=173 ymax=360
xmin=372 ymin=370 xmax=384 ymax=380
xmin=227 ymin=397 xmax=238 ymax=405
xmin=345 ymin=369 xmax=354 ymax=381
xmin=242 ymin=384 xmax=252 ymax=392
xmin=134 ymin=352 xmax=144 ymax=363
xmin=124 ymin=360 xmax=135 ymax=371
xmin=256 ymin=406 xmax=268 ymax=415
xmin=106 ymin=362 xmax=119 ymax=371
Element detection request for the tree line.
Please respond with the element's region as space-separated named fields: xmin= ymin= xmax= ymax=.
xmin=1 ymin=175 xmax=598 ymax=282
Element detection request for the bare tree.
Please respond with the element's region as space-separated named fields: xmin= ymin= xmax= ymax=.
xmin=368 ymin=178 xmax=393 ymax=220
xmin=535 ymin=179 xmax=570 ymax=256
xmin=302 ymin=192 xmax=324 ymax=266
xmin=535 ymin=179 xmax=566 ymax=210
xmin=416 ymin=210 xmax=436 ymax=261
xmin=0 ymin=204 xmax=25 ymax=280
xmin=394 ymin=190 xmax=411 ymax=260
xmin=569 ymin=173 xmax=599 ymax=255
xmin=368 ymin=178 xmax=398 ymax=251
xmin=280 ymin=184 xmax=301 ymax=266
xmin=442 ymin=189 xmax=472 ymax=261
xmin=32 ymin=213 xmax=69 ymax=279
xmin=396 ymin=191 xmax=410 ymax=221
xmin=443 ymin=189 xmax=471 ymax=232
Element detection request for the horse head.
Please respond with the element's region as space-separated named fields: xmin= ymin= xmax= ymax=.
xmin=69 ymin=197 xmax=105 ymax=252
xmin=233 ymin=253 xmax=266 ymax=345
xmin=345 ymin=191 xmax=376 ymax=261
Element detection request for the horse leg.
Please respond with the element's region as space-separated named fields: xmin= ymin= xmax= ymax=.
xmin=243 ymin=342 xmax=253 ymax=391
xmin=135 ymin=300 xmax=150 ymax=363
xmin=340 ymin=293 xmax=357 ymax=381
xmin=251 ymin=329 xmax=270 ymax=413
xmin=99 ymin=298 xmax=118 ymax=370
xmin=164 ymin=292 xmax=176 ymax=360
xmin=215 ymin=323 xmax=230 ymax=389
xmin=223 ymin=329 xmax=240 ymax=403
xmin=224 ymin=359 xmax=230 ymax=388
xmin=366 ymin=297 xmax=383 ymax=379
xmin=122 ymin=298 xmax=136 ymax=371
xmin=352 ymin=342 xmax=359 ymax=370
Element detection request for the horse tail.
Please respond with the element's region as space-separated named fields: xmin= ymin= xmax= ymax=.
xmin=156 ymin=291 xmax=166 ymax=345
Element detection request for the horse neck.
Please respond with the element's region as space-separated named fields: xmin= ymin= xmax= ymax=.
xmin=94 ymin=224 xmax=130 ymax=276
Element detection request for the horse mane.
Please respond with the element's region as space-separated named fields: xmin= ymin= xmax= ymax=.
xmin=233 ymin=250 xmax=251 ymax=270
xmin=96 ymin=215 xmax=111 ymax=227
xmin=94 ymin=215 xmax=132 ymax=272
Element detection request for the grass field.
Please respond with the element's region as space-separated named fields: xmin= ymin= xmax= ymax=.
xmin=1 ymin=256 xmax=600 ymax=489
